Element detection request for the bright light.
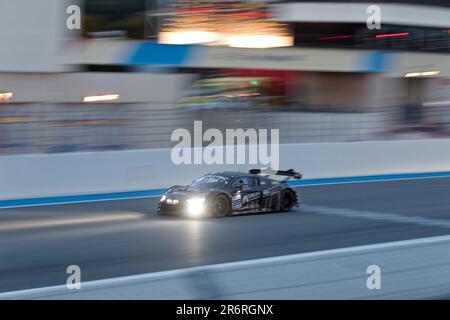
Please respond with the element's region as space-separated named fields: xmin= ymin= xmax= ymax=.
xmin=160 ymin=195 xmax=166 ymax=202
xmin=227 ymin=35 xmax=293 ymax=48
xmin=0 ymin=92 xmax=13 ymax=102
xmin=159 ymin=30 xmax=218 ymax=44
xmin=83 ymin=94 xmax=120 ymax=103
xmin=421 ymin=70 xmax=441 ymax=76
xmin=405 ymin=70 xmax=440 ymax=78
xmin=187 ymin=198 xmax=206 ymax=217
xmin=159 ymin=31 xmax=293 ymax=48
xmin=405 ymin=72 xmax=421 ymax=78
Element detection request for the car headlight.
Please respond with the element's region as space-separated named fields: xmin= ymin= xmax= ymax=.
xmin=160 ymin=195 xmax=167 ymax=202
xmin=186 ymin=198 xmax=206 ymax=217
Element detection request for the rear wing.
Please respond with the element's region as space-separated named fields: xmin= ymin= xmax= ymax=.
xmin=249 ymin=168 xmax=302 ymax=180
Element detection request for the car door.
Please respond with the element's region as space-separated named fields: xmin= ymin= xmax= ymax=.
xmin=231 ymin=177 xmax=260 ymax=212
xmin=257 ymin=177 xmax=278 ymax=212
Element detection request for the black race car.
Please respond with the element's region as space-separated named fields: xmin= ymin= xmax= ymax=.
xmin=157 ymin=169 xmax=302 ymax=218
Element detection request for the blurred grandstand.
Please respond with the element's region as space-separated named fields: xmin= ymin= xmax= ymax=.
xmin=0 ymin=0 xmax=449 ymax=154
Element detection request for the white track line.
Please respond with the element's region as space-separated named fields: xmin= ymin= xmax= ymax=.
xmin=302 ymin=204 xmax=450 ymax=229
xmin=1 ymin=234 xmax=450 ymax=299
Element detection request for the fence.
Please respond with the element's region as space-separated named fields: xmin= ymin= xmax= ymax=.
xmin=1 ymin=102 xmax=449 ymax=155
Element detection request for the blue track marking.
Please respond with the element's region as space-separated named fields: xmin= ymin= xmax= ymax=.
xmin=290 ymin=171 xmax=450 ymax=186
xmin=0 ymin=189 xmax=166 ymax=209
xmin=1 ymin=171 xmax=450 ymax=209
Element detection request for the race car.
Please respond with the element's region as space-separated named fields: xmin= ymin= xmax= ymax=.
xmin=157 ymin=169 xmax=302 ymax=218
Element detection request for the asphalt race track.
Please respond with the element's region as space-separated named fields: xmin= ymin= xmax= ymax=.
xmin=1 ymin=177 xmax=450 ymax=293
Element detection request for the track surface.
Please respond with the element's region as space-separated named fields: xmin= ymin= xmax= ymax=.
xmin=1 ymin=177 xmax=450 ymax=293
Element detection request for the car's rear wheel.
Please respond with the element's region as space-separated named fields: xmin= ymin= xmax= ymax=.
xmin=280 ymin=190 xmax=294 ymax=212
xmin=212 ymin=194 xmax=231 ymax=218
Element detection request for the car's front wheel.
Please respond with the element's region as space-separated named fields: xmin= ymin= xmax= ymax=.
xmin=280 ymin=190 xmax=294 ymax=212
xmin=212 ymin=194 xmax=231 ymax=218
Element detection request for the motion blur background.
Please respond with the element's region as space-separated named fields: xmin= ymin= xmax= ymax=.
xmin=1 ymin=0 xmax=450 ymax=299
xmin=0 ymin=0 xmax=449 ymax=154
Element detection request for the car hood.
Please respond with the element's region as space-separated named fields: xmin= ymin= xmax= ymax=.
xmin=164 ymin=185 xmax=228 ymax=200
xmin=165 ymin=189 xmax=209 ymax=200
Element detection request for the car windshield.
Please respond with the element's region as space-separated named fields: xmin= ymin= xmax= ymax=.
xmin=189 ymin=175 xmax=230 ymax=189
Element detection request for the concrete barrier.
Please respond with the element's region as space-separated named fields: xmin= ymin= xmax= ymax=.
xmin=1 ymin=139 xmax=450 ymax=203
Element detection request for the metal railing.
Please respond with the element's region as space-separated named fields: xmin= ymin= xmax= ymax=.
xmin=0 ymin=103 xmax=449 ymax=155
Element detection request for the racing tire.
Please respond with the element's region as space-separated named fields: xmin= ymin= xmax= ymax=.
xmin=280 ymin=190 xmax=294 ymax=212
xmin=212 ymin=194 xmax=231 ymax=218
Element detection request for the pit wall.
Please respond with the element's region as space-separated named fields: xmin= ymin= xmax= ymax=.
xmin=1 ymin=139 xmax=450 ymax=205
